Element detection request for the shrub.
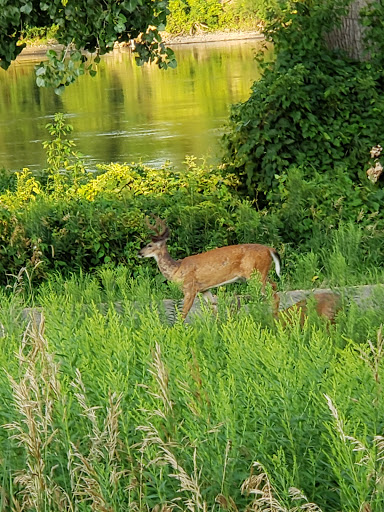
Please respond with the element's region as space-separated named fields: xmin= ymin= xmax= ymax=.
xmin=20 ymin=24 xmax=59 ymax=45
xmin=0 ymin=161 xmax=245 ymax=285
xmin=222 ymin=55 xmax=384 ymax=204
xmin=222 ymin=1 xmax=384 ymax=206
xmin=267 ymin=165 xmax=384 ymax=246
xmin=166 ymin=0 xmax=223 ymax=34
xmin=0 ymin=119 xmax=248 ymax=286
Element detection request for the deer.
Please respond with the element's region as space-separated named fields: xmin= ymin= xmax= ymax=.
xmin=272 ymin=284 xmax=341 ymax=327
xmin=138 ymin=216 xmax=281 ymax=319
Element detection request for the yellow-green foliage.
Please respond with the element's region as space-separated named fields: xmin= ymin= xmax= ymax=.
xmin=0 ymin=156 xmax=246 ymax=285
xmin=166 ymin=0 xmax=276 ymax=33
xmin=166 ymin=0 xmax=224 ymax=34
xmin=2 ymin=158 xmax=384 ymax=290
xmin=1 ymin=115 xmax=384 ymax=292
xmin=79 ymin=159 xmax=239 ymax=201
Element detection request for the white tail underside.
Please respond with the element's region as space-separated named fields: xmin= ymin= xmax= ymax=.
xmin=270 ymin=249 xmax=281 ymax=278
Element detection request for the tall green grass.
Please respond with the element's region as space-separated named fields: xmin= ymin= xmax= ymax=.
xmin=0 ymin=267 xmax=384 ymax=511
xmin=281 ymin=223 xmax=384 ymax=291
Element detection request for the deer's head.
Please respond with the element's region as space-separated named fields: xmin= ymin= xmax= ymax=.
xmin=138 ymin=216 xmax=170 ymax=259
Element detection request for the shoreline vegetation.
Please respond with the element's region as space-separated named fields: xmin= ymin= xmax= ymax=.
xmin=17 ymin=29 xmax=264 ymax=58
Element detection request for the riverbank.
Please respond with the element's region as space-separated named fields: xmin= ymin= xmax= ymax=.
xmin=161 ymin=29 xmax=263 ymax=45
xmin=18 ymin=30 xmax=263 ymax=58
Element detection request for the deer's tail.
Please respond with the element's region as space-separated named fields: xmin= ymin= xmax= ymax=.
xmin=269 ymin=249 xmax=281 ymax=278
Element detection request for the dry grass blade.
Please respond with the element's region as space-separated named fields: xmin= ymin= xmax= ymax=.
xmin=176 ymin=350 xmax=211 ymax=417
xmin=163 ymin=444 xmax=206 ymax=512
xmin=152 ymin=505 xmax=177 ymax=512
xmin=69 ymin=443 xmax=113 ymax=512
xmin=288 ymin=488 xmax=308 ymax=502
xmin=105 ymin=392 xmax=124 ymax=469
xmin=139 ymin=422 xmax=206 ymax=512
xmin=5 ymin=261 xmax=44 ymax=298
xmin=71 ymin=369 xmax=101 ymax=433
xmin=69 ymin=377 xmax=125 ymax=510
xmin=148 ymin=342 xmax=173 ymax=417
xmin=215 ymin=494 xmax=239 ymax=512
xmin=71 ymin=369 xmax=106 ymax=460
xmin=324 ymin=394 xmax=347 ymax=442
xmin=221 ymin=439 xmax=232 ymax=495
xmin=241 ymin=463 xmax=323 ymax=512
xmin=371 ymin=435 xmax=384 ymax=491
xmin=374 ymin=435 xmax=384 ymax=463
xmin=358 ymin=327 xmax=384 ymax=385
xmin=139 ymin=345 xmax=207 ymax=512
xmin=3 ymin=315 xmax=70 ymax=511
xmin=288 ymin=487 xmax=323 ymax=511
xmin=241 ymin=462 xmax=286 ymax=512
xmin=324 ymin=394 xmax=369 ymax=457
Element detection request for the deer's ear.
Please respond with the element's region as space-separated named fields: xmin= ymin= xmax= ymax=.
xmin=151 ymin=227 xmax=170 ymax=243
xmin=162 ymin=227 xmax=170 ymax=240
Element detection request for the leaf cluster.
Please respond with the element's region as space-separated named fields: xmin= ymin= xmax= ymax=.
xmin=361 ymin=0 xmax=384 ymax=68
xmin=0 ymin=0 xmax=176 ymax=91
xmin=166 ymin=0 xmax=224 ymax=34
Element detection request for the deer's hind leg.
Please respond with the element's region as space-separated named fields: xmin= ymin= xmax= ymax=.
xmin=202 ymin=290 xmax=218 ymax=315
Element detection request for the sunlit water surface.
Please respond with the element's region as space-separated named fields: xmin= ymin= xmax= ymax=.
xmin=0 ymin=39 xmax=265 ymax=171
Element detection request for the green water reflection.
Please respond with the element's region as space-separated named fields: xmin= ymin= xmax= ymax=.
xmin=0 ymin=39 xmax=265 ymax=171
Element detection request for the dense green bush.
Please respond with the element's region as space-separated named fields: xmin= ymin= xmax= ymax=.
xmin=222 ymin=0 xmax=384 ymax=207
xmin=20 ymin=24 xmax=59 ymax=45
xmin=0 ymin=167 xmax=17 ymax=193
xmin=167 ymin=0 xmax=223 ymax=34
xmin=0 ymin=161 xmax=244 ymax=285
xmin=3 ymin=160 xmax=384 ymax=291
xmin=268 ymin=165 xmax=384 ymax=246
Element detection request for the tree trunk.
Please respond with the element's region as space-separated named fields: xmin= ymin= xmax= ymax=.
xmin=324 ymin=0 xmax=372 ymax=60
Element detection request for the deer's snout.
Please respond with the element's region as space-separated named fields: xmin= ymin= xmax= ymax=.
xmin=138 ymin=245 xmax=152 ymax=258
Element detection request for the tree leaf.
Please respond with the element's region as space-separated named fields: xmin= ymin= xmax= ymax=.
xmin=54 ymin=85 xmax=65 ymax=95
xmin=20 ymin=3 xmax=33 ymax=14
xmin=35 ymin=65 xmax=46 ymax=76
xmin=36 ymin=76 xmax=46 ymax=87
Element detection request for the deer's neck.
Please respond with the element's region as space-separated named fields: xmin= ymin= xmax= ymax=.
xmin=153 ymin=246 xmax=180 ymax=281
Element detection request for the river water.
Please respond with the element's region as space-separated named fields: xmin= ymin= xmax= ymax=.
xmin=0 ymin=39 xmax=264 ymax=172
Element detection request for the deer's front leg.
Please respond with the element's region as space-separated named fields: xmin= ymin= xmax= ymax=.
xmin=182 ymin=282 xmax=198 ymax=319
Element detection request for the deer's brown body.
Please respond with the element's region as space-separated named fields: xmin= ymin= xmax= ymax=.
xmin=139 ymin=218 xmax=281 ymax=319
xmin=273 ymin=291 xmax=341 ymax=327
